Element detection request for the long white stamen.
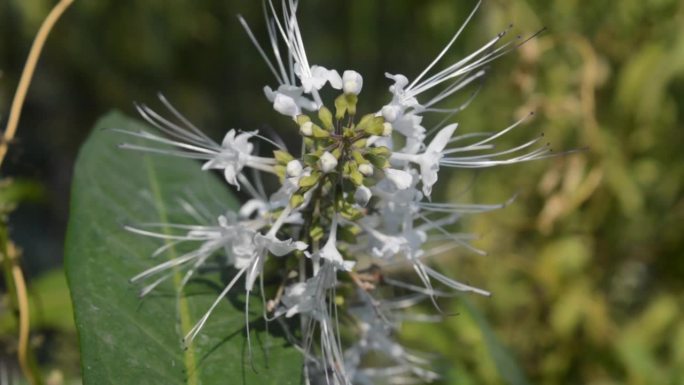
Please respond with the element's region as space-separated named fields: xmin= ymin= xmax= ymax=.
xmin=184 ymin=267 xmax=247 ymax=345
xmin=238 ymin=15 xmax=285 ymax=85
xmin=408 ymin=0 xmax=482 ymax=90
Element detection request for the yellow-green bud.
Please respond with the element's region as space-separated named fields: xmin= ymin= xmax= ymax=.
xmin=300 ymin=121 xmax=313 ymax=136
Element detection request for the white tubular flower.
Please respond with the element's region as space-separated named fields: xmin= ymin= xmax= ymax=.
xmin=276 ymin=263 xmax=335 ymax=319
xmin=319 ymin=151 xmax=338 ymax=173
xmin=391 ymin=112 xmax=426 ymax=154
xmin=344 ymin=295 xmax=441 ymax=385
xmin=296 ymin=64 xmax=343 ymax=93
xmin=383 ymin=73 xmax=420 ymax=119
xmin=264 ymin=85 xmax=317 ymax=117
xmin=273 ymin=93 xmax=300 ymax=116
xmin=238 ymin=199 xmax=269 ymax=219
xmin=309 ymin=215 xmax=355 ymax=271
xmin=254 ymin=232 xmax=307 ymax=257
xmin=384 ymin=168 xmax=413 ymax=190
xmin=342 ymin=70 xmax=363 ymax=95
xmin=390 ymin=123 xmax=458 ymax=197
xmin=362 ymin=224 xmax=426 ymax=260
xmin=118 ymin=98 xmax=277 ymax=189
xmin=201 ymin=129 xmax=275 ymax=188
xmin=126 ymin=212 xmax=264 ymax=296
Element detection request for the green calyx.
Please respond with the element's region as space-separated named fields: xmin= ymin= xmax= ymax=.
xmin=290 ymin=93 xmax=394 ymax=209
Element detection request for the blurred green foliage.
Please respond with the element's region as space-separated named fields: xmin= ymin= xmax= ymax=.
xmin=1 ymin=0 xmax=683 ymax=384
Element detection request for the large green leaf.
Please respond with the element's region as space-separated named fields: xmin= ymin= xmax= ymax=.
xmin=65 ymin=111 xmax=302 ymax=385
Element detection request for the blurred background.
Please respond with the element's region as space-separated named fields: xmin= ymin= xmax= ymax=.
xmin=1 ymin=0 xmax=683 ymax=384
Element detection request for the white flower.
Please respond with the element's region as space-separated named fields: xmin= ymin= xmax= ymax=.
xmin=254 ymin=232 xmax=307 ymax=257
xmin=201 ymin=129 xmax=257 ymax=187
xmin=264 ymin=85 xmax=317 ymax=117
xmin=279 ymin=281 xmax=327 ymax=319
xmin=238 ymin=199 xmax=268 ymax=219
xmin=126 ymin=213 xmax=263 ymax=297
xmin=119 ymin=98 xmax=277 ymax=189
xmin=342 ymin=70 xmax=363 ymax=95
xmin=296 ymin=64 xmax=342 ymax=93
xmin=308 ymin=215 xmax=355 ymax=271
xmin=384 ymin=168 xmax=413 ymax=190
xmin=383 ymin=73 xmax=420 ymax=116
xmin=390 ymin=123 xmax=458 ymax=197
xmin=390 ymin=112 xmax=426 ymax=154
xmin=273 ymin=93 xmax=300 ymax=116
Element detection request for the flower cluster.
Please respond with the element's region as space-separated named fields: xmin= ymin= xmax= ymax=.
xmin=120 ymin=1 xmax=551 ymax=384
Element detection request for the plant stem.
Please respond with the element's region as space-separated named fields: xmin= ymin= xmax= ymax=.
xmin=0 ymin=0 xmax=74 ymax=168
xmin=0 ymin=1 xmax=75 ymax=384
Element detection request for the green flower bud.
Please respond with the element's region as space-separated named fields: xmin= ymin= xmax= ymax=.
xmin=318 ymin=107 xmax=334 ymax=130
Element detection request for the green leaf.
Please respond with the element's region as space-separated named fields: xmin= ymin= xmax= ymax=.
xmin=65 ymin=112 xmax=302 ymax=385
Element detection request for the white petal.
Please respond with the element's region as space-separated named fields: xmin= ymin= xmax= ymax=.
xmin=385 ymin=168 xmax=413 ymax=190
xmin=319 ymin=241 xmax=355 ymax=271
xmin=224 ymin=166 xmax=239 ymax=187
xmin=426 ymin=123 xmax=458 ymax=153
xmin=327 ymin=69 xmax=343 ymax=89
xmin=386 ymin=73 xmax=409 ymax=93
xmin=239 ymin=199 xmax=266 ymax=219
xmin=273 ymin=93 xmax=301 ymax=117
xmin=263 ymin=86 xmax=276 ymax=102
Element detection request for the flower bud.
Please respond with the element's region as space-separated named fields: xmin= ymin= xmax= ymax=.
xmin=273 ymin=93 xmax=300 ymax=117
xmin=286 ymin=160 xmax=303 ymax=177
xmin=354 ymin=185 xmax=372 ymax=207
xmin=382 ymin=122 xmax=393 ymax=136
xmin=342 ymin=70 xmax=363 ymax=95
xmin=319 ymin=151 xmax=338 ymax=173
xmin=300 ymin=121 xmax=313 ymax=136
xmin=358 ymin=163 xmax=373 ymax=176
xmin=381 ymin=105 xmax=400 ymax=122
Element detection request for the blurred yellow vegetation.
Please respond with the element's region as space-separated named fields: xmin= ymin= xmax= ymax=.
xmin=402 ymin=0 xmax=684 ymax=384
